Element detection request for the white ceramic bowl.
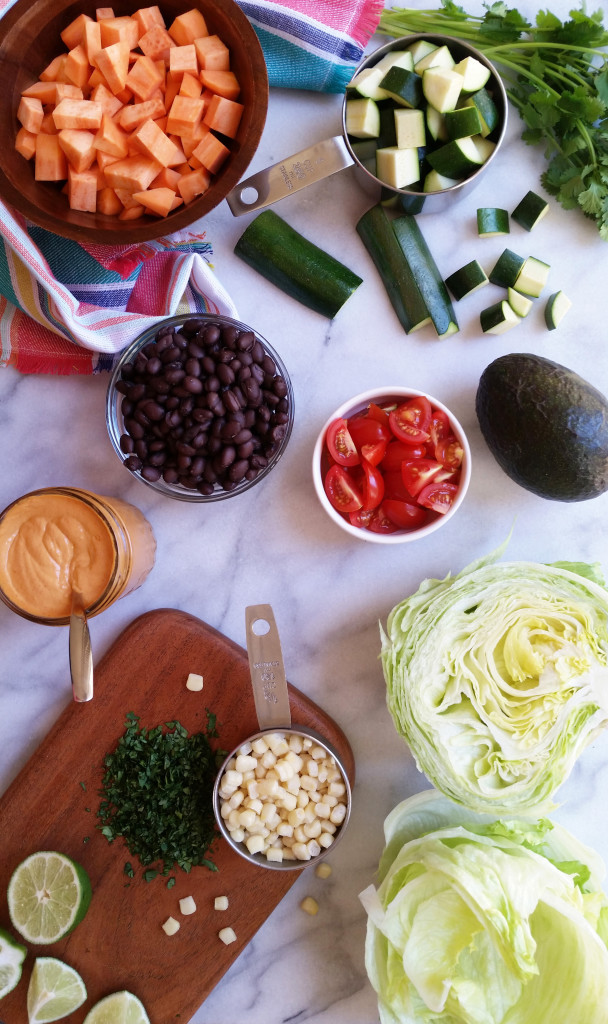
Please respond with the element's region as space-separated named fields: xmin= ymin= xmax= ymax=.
xmin=312 ymin=387 xmax=471 ymax=544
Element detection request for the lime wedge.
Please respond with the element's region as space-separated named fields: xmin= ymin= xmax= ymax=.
xmin=7 ymin=851 xmax=92 ymax=944
xmin=0 ymin=925 xmax=27 ymax=998
xmin=83 ymin=990 xmax=151 ymax=1024
xmin=27 ymin=957 xmax=87 ymax=1023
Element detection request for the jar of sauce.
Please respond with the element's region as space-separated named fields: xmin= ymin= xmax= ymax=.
xmin=0 ymin=487 xmax=156 ymax=624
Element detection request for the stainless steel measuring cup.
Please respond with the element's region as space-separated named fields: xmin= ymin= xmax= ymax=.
xmin=212 ymin=604 xmax=352 ymax=871
xmin=227 ymin=34 xmax=508 ymax=218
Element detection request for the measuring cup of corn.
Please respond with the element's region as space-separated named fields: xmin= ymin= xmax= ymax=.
xmin=212 ymin=605 xmax=352 ymax=871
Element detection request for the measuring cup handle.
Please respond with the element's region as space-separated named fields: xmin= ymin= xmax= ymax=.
xmin=227 ymin=135 xmax=354 ymax=216
xmin=246 ymin=604 xmax=292 ymax=731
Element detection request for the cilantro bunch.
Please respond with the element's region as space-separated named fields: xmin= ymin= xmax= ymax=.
xmin=98 ymin=712 xmax=224 ymax=879
xmin=379 ymin=2 xmax=608 ymax=237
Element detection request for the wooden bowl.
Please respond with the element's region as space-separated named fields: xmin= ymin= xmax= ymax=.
xmin=0 ymin=0 xmax=268 ymax=243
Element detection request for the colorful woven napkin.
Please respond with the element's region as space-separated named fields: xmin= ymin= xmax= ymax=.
xmin=0 ymin=0 xmax=382 ymax=375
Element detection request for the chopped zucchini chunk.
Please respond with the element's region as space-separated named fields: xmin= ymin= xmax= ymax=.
xmin=544 ymin=290 xmax=572 ymax=329
xmin=346 ymin=97 xmax=380 ymax=139
xmin=489 ymin=248 xmax=526 ymax=287
xmin=426 ymin=104 xmax=447 ymax=142
xmin=445 ymin=105 xmax=483 ymax=140
xmin=348 ymin=66 xmax=390 ymax=101
xmin=407 ymin=39 xmax=437 ymax=65
xmin=380 ymin=66 xmax=423 ymax=108
xmin=453 ymin=55 xmax=491 ymax=92
xmin=427 ymin=135 xmax=485 ymax=178
xmin=422 ymin=67 xmax=463 ymax=112
xmin=480 ymin=300 xmax=521 ymax=334
xmin=507 ymin=287 xmax=533 ymax=317
xmin=462 ymin=87 xmax=498 ymax=137
xmin=394 ymin=107 xmax=426 ymax=149
xmin=511 ymin=190 xmax=550 ymax=230
xmin=423 ymin=169 xmax=460 ymax=192
xmin=376 ymin=146 xmax=420 ymax=188
xmin=514 ymin=255 xmax=550 ymax=297
xmin=477 ymin=207 xmax=510 ymax=237
xmin=445 ymin=259 xmax=489 ymax=300
xmin=414 ymin=44 xmax=456 ymax=73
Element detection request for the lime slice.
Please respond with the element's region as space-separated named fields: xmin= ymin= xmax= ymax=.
xmin=0 ymin=925 xmax=27 ymax=998
xmin=7 ymin=851 xmax=92 ymax=944
xmin=83 ymin=990 xmax=151 ymax=1024
xmin=27 ymin=957 xmax=87 ymax=1023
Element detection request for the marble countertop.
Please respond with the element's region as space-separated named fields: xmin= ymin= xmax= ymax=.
xmin=2 ymin=4 xmax=608 ymax=1021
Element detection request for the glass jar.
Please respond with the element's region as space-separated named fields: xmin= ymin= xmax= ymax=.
xmin=0 ymin=487 xmax=156 ymax=625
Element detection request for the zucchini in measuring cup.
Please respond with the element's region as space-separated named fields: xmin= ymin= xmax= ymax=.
xmin=356 ymin=204 xmax=431 ymax=334
xmin=444 ymin=105 xmax=483 ymax=140
xmin=461 ymin=87 xmax=499 ymax=137
xmin=234 ymin=210 xmax=362 ymax=319
xmin=376 ymin=146 xmax=420 ymax=189
xmin=423 ymin=169 xmax=459 ymax=192
xmin=427 ymin=135 xmax=486 ymax=178
xmin=345 ymin=97 xmax=380 ymax=139
xmin=391 ymin=214 xmax=459 ymax=338
xmin=422 ymin=67 xmax=463 ymax=113
xmin=453 ymin=56 xmax=491 ymax=92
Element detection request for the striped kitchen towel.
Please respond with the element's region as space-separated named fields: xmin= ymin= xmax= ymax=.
xmin=0 ymin=0 xmax=382 ymax=374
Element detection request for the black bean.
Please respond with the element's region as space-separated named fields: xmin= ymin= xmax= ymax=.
xmin=184 ymin=376 xmax=203 ymax=394
xmin=120 ymin=434 xmax=135 ymax=454
xmin=221 ymin=325 xmax=238 ymax=348
xmin=141 ymin=465 xmax=161 ymax=482
xmin=124 ymin=455 xmax=143 ymax=472
xmin=204 ymin=324 xmax=220 ymax=346
xmin=228 ymin=459 xmax=249 ymax=482
xmin=217 ymin=363 xmax=235 ymax=386
xmin=237 ymin=440 xmax=254 ymax=459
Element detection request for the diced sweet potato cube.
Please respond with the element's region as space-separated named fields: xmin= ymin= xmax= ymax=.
xmin=94 ymin=113 xmax=129 ymax=158
xmin=53 ymin=99 xmax=103 ymax=131
xmin=91 ymin=82 xmax=123 ymax=117
xmin=96 ymin=8 xmax=115 ymax=21
xmin=203 ymin=95 xmax=243 ymax=138
xmin=35 ymin=133 xmax=67 ymax=180
xmin=199 ymin=70 xmax=240 ymax=100
xmin=95 ymin=40 xmax=130 ymax=94
xmin=104 ymin=154 xmax=162 ymax=191
xmin=17 ymin=96 xmax=44 ymax=134
xmin=55 ymin=83 xmax=85 ymax=103
xmin=95 ymin=149 xmax=119 ymax=172
xmin=15 ymin=127 xmax=37 ymax=160
xmin=119 ymin=204 xmax=145 ymax=219
xmin=132 ymin=118 xmax=183 ymax=167
xmin=169 ymin=44 xmax=198 ymax=80
xmin=154 ymin=115 xmax=168 ymax=132
xmin=166 ymin=95 xmax=204 ymax=135
xmin=177 ymin=165 xmax=210 ymax=203
xmin=180 ymin=121 xmax=209 ymax=158
xmin=97 ymin=186 xmax=123 ymax=214
xmin=169 ymin=9 xmax=208 ymax=45
xmin=126 ymin=55 xmax=164 ymax=100
xmin=100 ymin=16 xmax=140 ymax=49
xmin=118 ymin=92 xmax=165 ymax=131
xmin=114 ymin=186 xmax=143 ymax=208
xmin=61 ymin=13 xmax=93 ymax=50
xmin=65 ymin=45 xmax=91 ymax=90
xmin=133 ymin=6 xmax=166 ymax=33
xmin=168 ymin=136 xmax=187 ymax=163
xmin=58 ymin=128 xmax=97 ymax=171
xmin=40 ymin=112 xmax=59 ymax=134
xmin=84 ymin=20 xmax=103 ymax=64
xmin=194 ymin=35 xmax=230 ymax=72
xmin=150 ymin=165 xmax=180 ymax=189
xmin=139 ymin=25 xmax=175 ymax=61
xmin=192 ymin=132 xmax=230 ymax=174
xmin=163 ymin=75 xmax=181 ymax=112
xmin=179 ymin=72 xmax=202 ymax=98
xmin=68 ymin=166 xmax=97 ymax=211
xmin=40 ymin=54 xmax=66 ymax=82
xmin=133 ymin=186 xmax=182 ymax=216
xmin=21 ymin=81 xmax=55 ymax=104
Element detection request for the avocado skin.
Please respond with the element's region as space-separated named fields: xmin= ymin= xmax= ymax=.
xmin=476 ymin=353 xmax=608 ymax=501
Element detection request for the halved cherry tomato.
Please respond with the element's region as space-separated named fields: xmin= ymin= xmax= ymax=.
xmin=401 ymin=458 xmax=444 ymax=498
xmin=347 ymin=415 xmax=391 ymax=466
xmin=418 ymin=480 xmax=459 ymax=514
xmin=360 ymin=457 xmax=385 ymax=511
xmin=324 ymin=464 xmax=363 ymax=513
xmin=389 ymin=396 xmax=432 ymax=445
xmin=429 ymin=409 xmax=451 ymax=447
xmin=326 ymin=418 xmax=359 ymax=467
xmin=382 ymin=499 xmax=428 ymax=530
xmin=367 ymin=402 xmax=391 ymax=426
xmin=383 ymin=470 xmax=414 ymax=502
xmin=435 ymin=435 xmax=464 ymax=471
xmin=366 ymin=505 xmax=400 ymax=533
xmin=349 ymin=507 xmax=375 ymax=528
xmin=381 ymin=440 xmax=426 ymax=471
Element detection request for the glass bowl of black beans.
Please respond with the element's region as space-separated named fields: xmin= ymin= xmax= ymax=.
xmin=106 ymin=314 xmax=294 ymax=501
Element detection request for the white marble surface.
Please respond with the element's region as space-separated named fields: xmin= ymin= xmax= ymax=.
xmin=2 ymin=3 xmax=608 ymax=1021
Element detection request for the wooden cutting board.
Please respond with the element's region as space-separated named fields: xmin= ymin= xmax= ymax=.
xmin=0 ymin=609 xmax=355 ymax=1024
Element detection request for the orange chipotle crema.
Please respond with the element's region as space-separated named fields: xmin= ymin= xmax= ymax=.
xmin=0 ymin=489 xmax=155 ymax=621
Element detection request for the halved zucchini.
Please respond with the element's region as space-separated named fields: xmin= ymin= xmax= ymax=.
xmin=391 ymin=214 xmax=459 ymax=338
xmin=356 ymin=205 xmax=431 ymax=333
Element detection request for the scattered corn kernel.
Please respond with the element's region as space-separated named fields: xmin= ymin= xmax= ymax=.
xmin=219 ymin=927 xmax=237 ymax=945
xmin=315 ymin=862 xmax=332 ymax=878
xmin=179 ymin=896 xmax=197 ymax=915
xmin=185 ymin=672 xmax=204 ymax=691
xmin=214 ymin=895 xmax=229 ymax=911
xmin=162 ymin=916 xmax=180 ymax=936
xmin=300 ymin=896 xmax=319 ymax=916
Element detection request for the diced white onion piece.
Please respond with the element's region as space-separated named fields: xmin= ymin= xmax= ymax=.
xmin=214 ymin=895 xmax=229 ymax=911
xmin=185 ymin=672 xmax=204 ymax=691
xmin=179 ymin=896 xmax=197 ymax=916
xmin=162 ymin=916 xmax=180 ymax=936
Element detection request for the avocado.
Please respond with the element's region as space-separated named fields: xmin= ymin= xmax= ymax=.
xmin=475 ymin=353 xmax=608 ymax=501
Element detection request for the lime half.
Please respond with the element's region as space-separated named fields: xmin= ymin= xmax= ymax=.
xmin=7 ymin=851 xmax=92 ymax=944
xmin=27 ymin=957 xmax=87 ymax=1023
xmin=0 ymin=925 xmax=27 ymax=998
xmin=83 ymin=990 xmax=151 ymax=1024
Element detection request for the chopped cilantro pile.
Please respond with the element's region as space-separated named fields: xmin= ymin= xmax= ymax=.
xmin=98 ymin=712 xmax=223 ymax=878
xmin=380 ymin=2 xmax=608 ymax=237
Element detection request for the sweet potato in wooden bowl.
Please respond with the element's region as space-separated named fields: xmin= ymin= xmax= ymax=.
xmin=0 ymin=0 xmax=268 ymax=243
